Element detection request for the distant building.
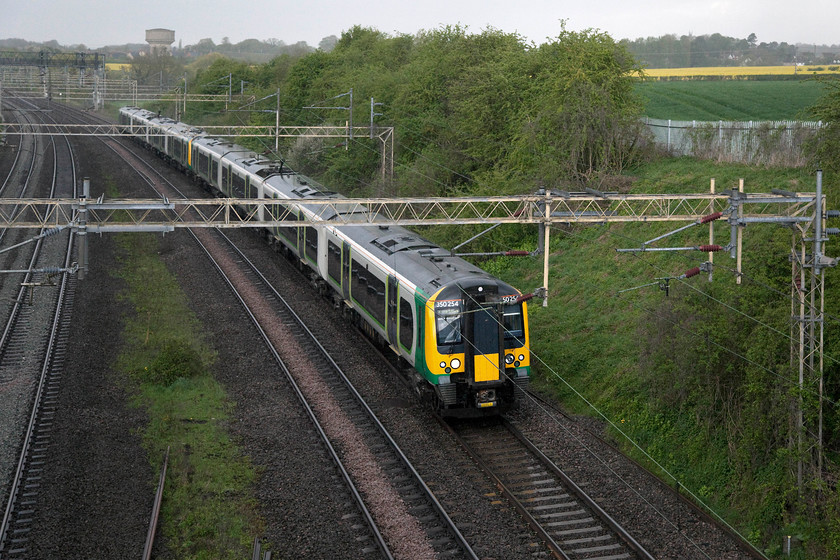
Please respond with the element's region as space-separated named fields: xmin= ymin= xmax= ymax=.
xmin=146 ymin=28 xmax=175 ymax=55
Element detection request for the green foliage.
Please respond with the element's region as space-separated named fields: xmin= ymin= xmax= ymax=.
xmin=167 ymin=24 xmax=649 ymax=197
xmin=806 ymin=77 xmax=840 ymax=174
xmin=226 ymin=24 xmax=648 ymax=196
xmin=113 ymin=233 xmax=260 ymax=559
xmin=142 ymin=339 xmax=205 ymax=386
xmin=509 ymin=26 xmax=647 ymax=186
xmin=131 ymin=52 xmax=185 ymax=88
xmin=492 ymin=157 xmax=839 ymax=555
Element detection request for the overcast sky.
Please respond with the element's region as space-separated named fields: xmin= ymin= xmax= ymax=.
xmin=2 ymin=0 xmax=837 ymax=49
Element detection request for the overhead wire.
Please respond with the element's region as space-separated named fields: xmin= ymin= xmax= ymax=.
xmin=608 ymin=225 xmax=840 ymax=373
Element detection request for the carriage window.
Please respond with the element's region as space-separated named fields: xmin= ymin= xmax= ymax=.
xmin=399 ymin=298 xmax=414 ymax=351
xmin=305 ymin=227 xmax=318 ymax=262
xmin=351 ymin=260 xmax=385 ymax=326
xmin=435 ymin=301 xmax=463 ymax=347
xmin=198 ymin=152 xmax=209 ymax=177
xmin=232 ymin=172 xmax=246 ymax=197
xmin=327 ymin=241 xmax=341 ymax=282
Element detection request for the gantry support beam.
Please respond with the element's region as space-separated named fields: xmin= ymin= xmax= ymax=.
xmin=0 ymin=122 xmax=393 ymax=139
xmin=0 ymin=191 xmax=815 ymax=230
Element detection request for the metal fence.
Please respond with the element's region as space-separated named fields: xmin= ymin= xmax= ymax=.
xmin=643 ymin=117 xmax=823 ymax=166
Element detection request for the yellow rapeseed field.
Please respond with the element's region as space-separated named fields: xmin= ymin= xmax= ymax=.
xmin=105 ymin=62 xmax=131 ymax=72
xmin=644 ymin=65 xmax=840 ymax=78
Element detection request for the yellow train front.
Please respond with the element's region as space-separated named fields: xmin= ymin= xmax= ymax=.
xmin=419 ymin=278 xmax=530 ymax=417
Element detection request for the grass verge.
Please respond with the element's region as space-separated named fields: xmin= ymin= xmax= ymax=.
xmin=492 ymin=159 xmax=838 ymax=557
xmin=112 ymin=231 xmax=263 ymax=559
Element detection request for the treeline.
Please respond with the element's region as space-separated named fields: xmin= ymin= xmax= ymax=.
xmin=180 ymin=37 xmax=321 ymax=63
xmin=0 ymin=36 xmax=325 ymax=64
xmin=181 ymin=24 xmax=649 ymax=201
xmin=621 ymin=32 xmax=838 ymax=68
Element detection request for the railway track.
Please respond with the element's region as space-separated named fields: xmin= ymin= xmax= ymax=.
xmin=190 ymin=225 xmax=478 ymax=559
xmin=0 ymin=95 xmax=79 ymax=559
xmin=446 ymin=417 xmax=654 ymax=560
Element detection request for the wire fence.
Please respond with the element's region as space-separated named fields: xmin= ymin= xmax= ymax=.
xmin=643 ymin=117 xmax=823 ymax=166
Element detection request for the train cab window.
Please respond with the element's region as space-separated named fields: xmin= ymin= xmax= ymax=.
xmin=435 ymin=301 xmax=463 ymax=348
xmin=399 ymin=298 xmax=414 ymax=351
xmin=503 ymin=303 xmax=525 ymax=346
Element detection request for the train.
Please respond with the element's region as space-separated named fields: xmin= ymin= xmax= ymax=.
xmin=118 ymin=106 xmax=531 ymax=417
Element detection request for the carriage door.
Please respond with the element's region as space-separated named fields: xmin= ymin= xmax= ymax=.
xmin=463 ymin=297 xmax=504 ymax=383
xmin=386 ymin=276 xmax=399 ymax=348
xmin=341 ymin=242 xmax=351 ymax=300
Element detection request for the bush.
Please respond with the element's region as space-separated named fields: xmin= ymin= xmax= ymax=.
xmin=142 ymin=340 xmax=205 ymax=386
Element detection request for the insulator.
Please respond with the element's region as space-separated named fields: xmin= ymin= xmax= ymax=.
xmin=515 ymin=293 xmax=535 ymax=304
xmin=700 ymin=212 xmax=723 ymax=224
xmin=698 ymin=244 xmax=724 ymax=252
xmin=504 ymin=250 xmax=530 ymax=256
xmin=42 ymin=226 xmax=65 ymax=237
xmin=826 ymin=227 xmax=840 ymax=236
xmin=38 ymin=267 xmax=64 ymax=274
xmin=826 ymin=210 xmax=840 ymax=218
xmin=795 ymin=276 xmax=802 ymax=291
xmin=683 ymin=267 xmax=701 ymax=278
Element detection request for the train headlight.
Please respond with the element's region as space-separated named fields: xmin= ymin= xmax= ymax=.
xmin=518 ymin=354 xmax=525 ymax=362
xmin=450 ymin=358 xmax=461 ymax=370
xmin=439 ymin=361 xmax=447 ymax=370
xmin=505 ymin=354 xmax=515 ymax=365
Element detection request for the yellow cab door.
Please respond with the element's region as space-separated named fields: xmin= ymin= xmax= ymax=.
xmin=465 ymin=303 xmax=503 ymax=383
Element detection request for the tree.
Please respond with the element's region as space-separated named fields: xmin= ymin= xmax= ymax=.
xmin=806 ymin=77 xmax=840 ymax=174
xmin=319 ymin=35 xmax=338 ymax=52
xmin=510 ymin=24 xmax=648 ymax=187
xmin=193 ymin=38 xmax=216 ymax=55
xmin=130 ymin=51 xmax=184 ymax=88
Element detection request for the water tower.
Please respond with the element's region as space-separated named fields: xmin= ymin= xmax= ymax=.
xmin=145 ymin=28 xmax=175 ymax=55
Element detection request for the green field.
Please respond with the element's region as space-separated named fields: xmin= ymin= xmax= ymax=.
xmin=636 ymin=79 xmax=830 ymax=121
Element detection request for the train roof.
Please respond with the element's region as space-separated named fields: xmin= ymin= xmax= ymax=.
xmin=121 ymin=106 xmax=206 ymax=139
xmin=119 ymin=107 xmax=519 ymax=299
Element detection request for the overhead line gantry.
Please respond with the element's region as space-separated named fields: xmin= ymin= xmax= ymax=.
xmin=7 ymin=181 xmax=829 ymax=493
